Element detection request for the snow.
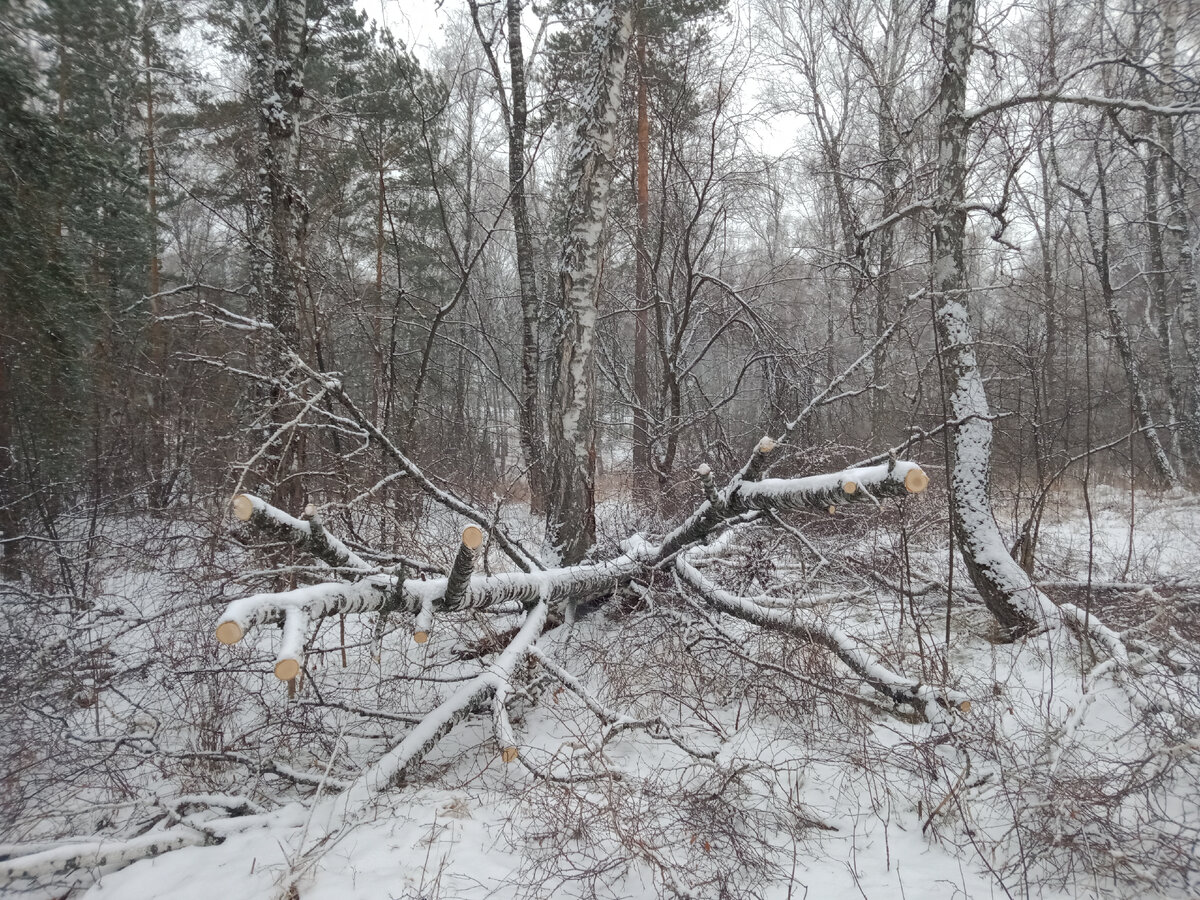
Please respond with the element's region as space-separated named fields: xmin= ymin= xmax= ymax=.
xmin=738 ymin=460 xmax=921 ymax=505
xmin=5 ymin=491 xmax=1198 ymax=900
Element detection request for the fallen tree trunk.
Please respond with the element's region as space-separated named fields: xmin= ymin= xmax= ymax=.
xmin=674 ymin=553 xmax=969 ymax=717
xmin=0 ymin=450 xmax=951 ymax=892
xmin=0 ymin=806 xmax=301 ymax=886
xmin=216 ymin=456 xmax=931 ymax=657
xmin=215 ymin=538 xmax=652 ymax=647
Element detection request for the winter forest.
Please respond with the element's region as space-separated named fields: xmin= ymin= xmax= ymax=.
xmin=1 ymin=0 xmax=1199 ymax=896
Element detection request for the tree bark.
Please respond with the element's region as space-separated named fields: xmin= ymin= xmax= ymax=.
xmin=248 ymin=0 xmax=306 ymax=505
xmin=546 ymin=0 xmax=633 ymax=564
xmin=1155 ymin=2 xmax=1200 ymax=470
xmin=1082 ymin=147 xmax=1178 ymax=490
xmin=142 ymin=5 xmax=169 ymax=508
xmin=930 ymin=0 xmax=1056 ymax=634
xmin=217 ymin=457 xmax=927 ymax=642
xmin=1140 ymin=103 xmax=1187 ymax=470
xmin=631 ymin=24 xmax=652 ymax=502
xmin=505 ymin=0 xmax=548 ymax=515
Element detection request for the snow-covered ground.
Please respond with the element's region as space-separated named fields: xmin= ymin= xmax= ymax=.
xmin=3 ymin=488 xmax=1198 ymax=899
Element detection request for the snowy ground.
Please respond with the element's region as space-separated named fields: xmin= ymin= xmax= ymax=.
xmin=3 ymin=486 xmax=1198 ymax=899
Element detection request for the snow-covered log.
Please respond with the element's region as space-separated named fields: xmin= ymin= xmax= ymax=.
xmin=219 ymin=452 xmax=929 ymax=669
xmin=273 ymin=606 xmax=308 ymax=681
xmin=231 ymin=494 xmax=373 ymax=572
xmin=0 ymin=832 xmax=207 ymax=884
xmin=656 ymin=456 xmax=929 ymax=563
xmin=218 ymin=456 xmax=928 ymax=664
xmin=215 ymin=538 xmax=651 ymax=650
xmin=674 ymin=554 xmax=970 ymax=719
xmin=0 ymin=805 xmax=297 ymax=887
xmin=730 ymin=460 xmax=929 ymax=513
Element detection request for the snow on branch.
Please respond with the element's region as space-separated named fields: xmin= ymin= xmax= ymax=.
xmin=967 ymin=92 xmax=1200 ymax=122
xmin=0 ymin=806 xmax=298 ymax=887
xmin=673 ymin=553 xmax=970 ymax=719
xmin=316 ymin=598 xmax=551 ymax=823
xmin=219 ymin=457 xmax=928 ymax=678
xmin=656 ymin=455 xmax=929 ymax=563
xmin=1 ymin=832 xmax=208 ymax=885
xmin=287 ymin=353 xmax=544 ymax=573
xmin=231 ymin=494 xmax=374 ymax=573
xmin=731 ymin=460 xmax=929 ymax=513
xmin=217 ymin=493 xmax=652 ymax=669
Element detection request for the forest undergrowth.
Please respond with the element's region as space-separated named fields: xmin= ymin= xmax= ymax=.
xmin=2 ymin=479 xmax=1198 ymax=900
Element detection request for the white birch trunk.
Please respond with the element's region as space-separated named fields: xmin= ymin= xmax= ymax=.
xmin=546 ymin=0 xmax=633 ymax=564
xmin=930 ymin=0 xmax=1062 ymax=634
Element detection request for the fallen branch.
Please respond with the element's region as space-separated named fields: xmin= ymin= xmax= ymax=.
xmin=217 ymin=456 xmax=928 ymax=672
xmin=0 ymin=806 xmax=301 ymax=887
xmin=215 ymin=535 xmax=651 ymax=652
xmin=231 ymin=495 xmax=374 ymax=573
xmin=673 ymin=552 xmax=969 ymax=719
xmin=316 ymin=597 xmax=551 ymax=824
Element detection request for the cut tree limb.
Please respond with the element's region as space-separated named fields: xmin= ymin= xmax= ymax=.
xmin=218 ymin=460 xmax=929 ymax=670
xmin=232 ymin=493 xmax=373 ymax=573
xmin=674 ymin=553 xmax=970 ymax=718
xmin=657 ymin=459 xmax=928 ymax=563
xmin=214 ymin=539 xmax=652 ymax=653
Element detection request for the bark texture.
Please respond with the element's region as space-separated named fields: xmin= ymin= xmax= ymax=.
xmin=247 ymin=0 xmax=307 ymax=504
xmin=547 ymin=0 xmax=633 ymax=563
xmin=506 ymin=0 xmax=547 ymax=513
xmin=930 ymin=0 xmax=1058 ymax=634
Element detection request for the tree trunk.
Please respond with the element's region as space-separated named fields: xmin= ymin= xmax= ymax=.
xmin=0 ymin=322 xmax=16 ymax=579
xmin=248 ymin=0 xmax=306 ymax=505
xmin=1140 ymin=104 xmax=1187 ymax=470
xmin=505 ymin=0 xmax=548 ymax=514
xmin=1085 ymin=147 xmax=1178 ymax=489
xmin=930 ymin=0 xmax=1053 ymax=634
xmin=142 ymin=8 xmax=169 ymax=508
xmin=1156 ymin=2 xmax=1200 ymax=471
xmin=546 ymin=0 xmax=632 ymax=564
xmin=632 ymin=26 xmax=652 ymax=502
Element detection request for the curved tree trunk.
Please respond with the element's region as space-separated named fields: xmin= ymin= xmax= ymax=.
xmin=930 ymin=0 xmax=1056 ymax=635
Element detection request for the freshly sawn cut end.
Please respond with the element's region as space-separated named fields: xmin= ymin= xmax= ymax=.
xmin=462 ymin=525 xmax=484 ymax=550
xmin=904 ymin=468 xmax=929 ymax=494
xmin=274 ymin=658 xmax=300 ymax=681
xmin=232 ymin=494 xmax=255 ymax=522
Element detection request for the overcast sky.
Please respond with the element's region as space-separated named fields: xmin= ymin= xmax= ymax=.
xmin=358 ymin=0 xmax=446 ymax=60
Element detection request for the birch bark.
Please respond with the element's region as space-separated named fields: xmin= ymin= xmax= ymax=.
xmin=546 ymin=0 xmax=633 ymax=563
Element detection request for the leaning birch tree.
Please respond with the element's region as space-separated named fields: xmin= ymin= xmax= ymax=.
xmin=931 ymin=0 xmax=1198 ymax=634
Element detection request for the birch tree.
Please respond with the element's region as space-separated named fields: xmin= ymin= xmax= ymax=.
xmin=546 ymin=0 xmax=633 ymax=563
xmin=246 ymin=0 xmax=307 ymax=504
